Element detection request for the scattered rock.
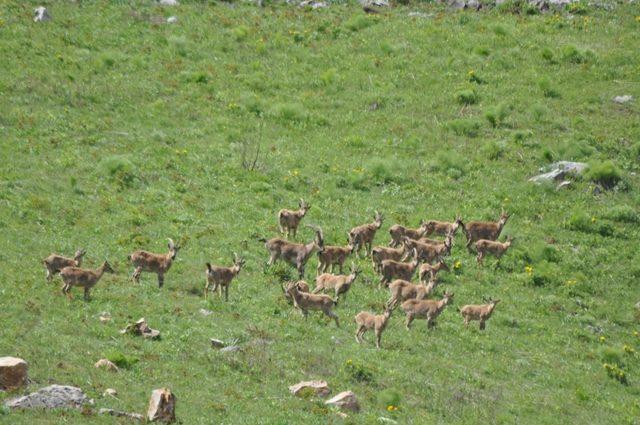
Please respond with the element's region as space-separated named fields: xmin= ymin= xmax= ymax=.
xmin=379 ymin=417 xmax=399 ymax=424
xmin=99 ymin=408 xmax=144 ymax=420
xmin=529 ymin=161 xmax=587 ymax=184
xmin=219 ymin=345 xmax=241 ymax=353
xmin=325 ymin=391 xmax=360 ymax=412
xmin=120 ymin=318 xmax=161 ymax=340
xmin=94 ymin=359 xmax=119 ymax=372
xmin=289 ymin=380 xmax=331 ymax=397
xmin=167 ymin=16 xmax=178 ymax=24
xmin=556 ymin=180 xmax=572 ymax=190
xmin=407 ymin=11 xmax=433 ymax=18
xmin=210 ymin=338 xmax=226 ymax=349
xmin=0 ymin=357 xmax=28 ymax=390
xmin=635 ymin=301 xmax=640 ymax=311
xmin=104 ymin=388 xmax=118 ymax=397
xmin=147 ymin=388 xmax=176 ymax=423
xmin=299 ymin=0 xmax=328 ymax=8
xmin=360 ymin=0 xmax=389 ymax=6
xmin=33 ymin=7 xmax=51 ymax=22
xmin=199 ymin=308 xmax=213 ymax=316
xmin=613 ymin=95 xmax=633 ymax=104
xmin=5 ymin=385 xmax=93 ymax=410
xmin=158 ymin=0 xmax=179 ymax=5
xmin=448 ymin=0 xmax=482 ymax=10
xmin=99 ymin=312 xmax=111 ymax=323
xmin=585 ymin=325 xmax=604 ymax=334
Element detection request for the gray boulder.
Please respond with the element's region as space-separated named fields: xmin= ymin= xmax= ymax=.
xmin=5 ymin=385 xmax=93 ymax=410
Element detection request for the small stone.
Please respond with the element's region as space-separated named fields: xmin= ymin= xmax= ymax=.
xmin=34 ymin=7 xmax=51 ymax=22
xmin=613 ymin=95 xmax=633 ymax=104
xmin=104 ymin=388 xmax=118 ymax=397
xmin=99 ymin=312 xmax=111 ymax=323
xmin=158 ymin=0 xmax=179 ymax=5
xmin=635 ymin=301 xmax=640 ymax=311
xmin=210 ymin=339 xmax=225 ymax=349
xmin=199 ymin=308 xmax=213 ymax=316
xmin=219 ymin=345 xmax=241 ymax=353
xmin=289 ymin=380 xmax=331 ymax=397
xmin=4 ymin=385 xmax=93 ymax=410
xmin=0 ymin=357 xmax=28 ymax=390
xmin=94 ymin=359 xmax=119 ymax=372
xmin=147 ymin=388 xmax=176 ymax=423
xmin=556 ymin=180 xmax=571 ymax=190
xmin=167 ymin=16 xmax=178 ymax=24
xmin=325 ymin=391 xmax=360 ymax=412
xmin=99 ymin=408 xmax=144 ymax=420
xmin=121 ymin=318 xmax=161 ymax=340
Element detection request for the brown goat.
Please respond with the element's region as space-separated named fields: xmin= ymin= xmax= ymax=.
xmin=355 ymin=307 xmax=393 ymax=349
xmin=379 ymin=248 xmax=420 ymax=288
xmin=348 ymin=211 xmax=384 ymax=258
xmin=418 ymin=260 xmax=450 ymax=283
xmin=313 ymin=263 xmax=361 ymax=302
xmin=205 ymin=253 xmax=246 ymax=301
xmin=401 ymin=291 xmax=454 ymax=330
xmin=476 ymin=237 xmax=513 ymax=265
xmin=424 ymin=217 xmax=463 ymax=237
xmin=42 ymin=249 xmax=86 ymax=282
xmin=278 ymin=199 xmax=310 ymax=238
xmin=461 ymin=211 xmax=510 ymax=252
xmin=388 ymin=221 xmax=429 ymax=248
xmin=260 ymin=226 xmax=324 ymax=279
xmin=60 ymin=261 xmax=115 ymax=301
xmin=386 ymin=279 xmax=433 ymax=309
xmin=402 ymin=233 xmax=453 ymax=264
xmin=317 ymin=243 xmax=354 ymax=274
xmin=371 ymin=245 xmax=406 ymax=273
xmin=129 ymin=238 xmax=180 ymax=288
xmin=286 ymin=281 xmax=339 ymax=327
xmin=460 ymin=298 xmax=500 ymax=330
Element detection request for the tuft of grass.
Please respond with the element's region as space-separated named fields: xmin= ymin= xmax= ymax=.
xmin=538 ymin=78 xmax=562 ymax=99
xmin=448 ymin=118 xmax=482 ymax=137
xmin=586 ymin=161 xmax=622 ymax=189
xmin=485 ymin=103 xmax=511 ymax=128
xmin=454 ymin=89 xmax=479 ymax=105
xmin=98 ymin=155 xmax=136 ymax=189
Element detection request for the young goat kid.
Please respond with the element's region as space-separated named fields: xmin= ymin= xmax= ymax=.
xmin=424 ymin=217 xmax=463 ymax=237
xmin=261 ymin=226 xmax=324 ymax=278
xmin=388 ymin=221 xmax=429 ymax=248
xmin=379 ymin=248 xmax=420 ymax=288
xmin=355 ymin=307 xmax=393 ymax=349
xmin=418 ymin=260 xmax=450 ymax=284
xmin=60 ymin=261 xmax=115 ymax=301
xmin=371 ymin=245 xmax=406 ymax=273
xmin=42 ymin=249 xmax=86 ymax=282
xmin=460 ymin=298 xmax=500 ymax=330
xmin=386 ymin=279 xmax=434 ymax=309
xmin=286 ymin=281 xmax=339 ymax=327
xmin=313 ymin=263 xmax=361 ymax=302
xmin=401 ymin=291 xmax=454 ymax=330
xmin=475 ymin=237 xmax=513 ymax=265
xmin=348 ymin=211 xmax=383 ymax=258
xmin=317 ymin=242 xmax=354 ymax=274
xmin=278 ymin=199 xmax=310 ymax=238
xmin=462 ymin=211 xmax=510 ymax=252
xmin=129 ymin=239 xmax=180 ymax=288
xmin=205 ymin=253 xmax=245 ymax=301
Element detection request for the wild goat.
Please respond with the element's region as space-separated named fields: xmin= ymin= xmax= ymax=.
xmin=205 ymin=253 xmax=245 ymax=301
xmin=402 ymin=233 xmax=453 ymax=264
xmin=129 ymin=238 xmax=180 ymax=288
xmin=60 ymin=261 xmax=115 ymax=301
xmin=476 ymin=237 xmax=513 ymax=265
xmin=313 ymin=263 xmax=361 ymax=301
xmin=355 ymin=307 xmax=393 ymax=349
xmin=424 ymin=217 xmax=463 ymax=237
xmin=371 ymin=245 xmax=406 ymax=273
xmin=388 ymin=221 xmax=429 ymax=248
xmin=348 ymin=211 xmax=383 ymax=258
xmin=460 ymin=298 xmax=500 ymax=330
xmin=285 ymin=281 xmax=339 ymax=327
xmin=317 ymin=243 xmax=354 ymax=274
xmin=278 ymin=199 xmax=310 ymax=238
xmin=418 ymin=260 xmax=450 ymax=283
xmin=260 ymin=225 xmax=324 ymax=278
xmin=42 ymin=249 xmax=86 ymax=282
xmin=283 ymin=280 xmax=310 ymax=301
xmin=461 ymin=211 xmax=510 ymax=252
xmin=379 ymin=248 xmax=420 ymax=288
xmin=401 ymin=291 xmax=454 ymax=330
xmin=386 ymin=279 xmax=434 ymax=309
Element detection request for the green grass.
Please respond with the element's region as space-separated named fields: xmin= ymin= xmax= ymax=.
xmin=1 ymin=1 xmax=640 ymax=423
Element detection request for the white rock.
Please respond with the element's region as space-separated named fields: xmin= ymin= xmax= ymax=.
xmin=199 ymin=308 xmax=213 ymax=316
xmin=94 ymin=359 xmax=119 ymax=372
xmin=325 ymin=391 xmax=360 ymax=412
xmin=147 ymin=388 xmax=176 ymax=423
xmin=529 ymin=161 xmax=587 ymax=183
xmin=34 ymin=7 xmax=51 ymax=22
xmin=104 ymin=388 xmax=118 ymax=397
xmin=99 ymin=408 xmax=144 ymax=420
xmin=289 ymin=380 xmax=331 ymax=397
xmin=158 ymin=0 xmax=179 ymax=5
xmin=210 ymin=338 xmax=226 ymax=348
xmin=0 ymin=357 xmax=28 ymax=390
xmin=613 ymin=95 xmax=633 ymax=104
xmin=167 ymin=16 xmax=178 ymax=24
xmin=299 ymin=0 xmax=328 ymax=8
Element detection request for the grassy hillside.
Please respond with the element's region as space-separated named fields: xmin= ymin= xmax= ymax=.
xmin=1 ymin=1 xmax=639 ymax=423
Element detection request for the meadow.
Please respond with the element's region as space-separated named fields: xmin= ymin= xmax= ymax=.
xmin=0 ymin=0 xmax=639 ymax=423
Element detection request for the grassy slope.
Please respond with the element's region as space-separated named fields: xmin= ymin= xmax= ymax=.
xmin=0 ymin=1 xmax=639 ymax=423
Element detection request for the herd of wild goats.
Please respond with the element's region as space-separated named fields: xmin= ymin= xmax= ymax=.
xmin=42 ymin=199 xmax=512 ymax=349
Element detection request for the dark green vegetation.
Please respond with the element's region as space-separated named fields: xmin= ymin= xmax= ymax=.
xmin=1 ymin=1 xmax=639 ymax=423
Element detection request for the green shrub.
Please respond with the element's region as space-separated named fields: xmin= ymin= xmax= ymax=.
xmin=366 ymin=158 xmax=406 ymax=185
xmin=585 ymin=161 xmax=622 ymax=189
xmin=271 ymin=103 xmax=307 ymax=124
xmin=561 ymin=45 xmax=595 ymax=64
xmin=529 ymin=261 xmax=559 ymax=287
xmin=538 ymin=78 xmax=561 ymax=98
xmin=454 ymin=89 xmax=479 ymax=105
xmin=448 ymin=118 xmax=482 ymax=137
xmin=378 ymin=388 xmax=402 ymax=410
xmin=344 ymin=359 xmax=374 ymax=383
xmin=530 ymin=104 xmax=550 ymax=122
xmin=429 ymin=150 xmax=466 ymax=179
xmin=485 ymin=103 xmax=510 ymax=128
xmin=232 ymin=25 xmax=250 ymax=41
xmin=541 ymin=48 xmax=556 ymax=64
xmin=319 ymin=68 xmax=337 ymax=86
xmin=481 ymin=140 xmax=507 ymax=160
xmin=106 ymin=351 xmax=139 ymax=369
xmin=605 ymin=205 xmax=639 ymax=224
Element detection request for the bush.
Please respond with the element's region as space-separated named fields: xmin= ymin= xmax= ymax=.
xmin=455 ymin=89 xmax=479 ymax=105
xmin=106 ymin=351 xmax=138 ymax=369
xmin=448 ymin=118 xmax=482 ymax=137
xmin=561 ymin=45 xmax=595 ymax=64
xmin=485 ymin=103 xmax=511 ymax=128
xmin=429 ymin=150 xmax=466 ymax=179
xmin=481 ymin=140 xmax=507 ymax=160
xmin=271 ymin=103 xmax=307 ymax=124
xmin=344 ymin=359 xmax=374 ymax=383
xmin=366 ymin=158 xmax=406 ymax=186
xmin=540 ymin=48 xmax=556 ymax=64
xmin=538 ymin=78 xmax=561 ymax=99
xmin=586 ymin=161 xmax=622 ymax=189
xmin=567 ymin=210 xmax=614 ymax=237
xmin=231 ymin=25 xmax=250 ymax=41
